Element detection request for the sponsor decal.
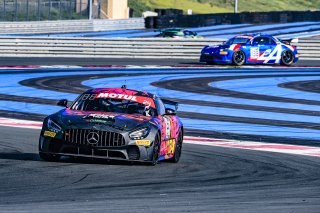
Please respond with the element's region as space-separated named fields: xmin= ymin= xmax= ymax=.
xmin=83 ymin=114 xmax=115 ymax=120
xmin=81 ymin=94 xmax=97 ymax=100
xmin=136 ymin=140 xmax=151 ymax=146
xmin=250 ymin=47 xmax=259 ymax=59
xmin=163 ymin=116 xmax=171 ymax=140
xmin=89 ymin=119 xmax=107 ymax=123
xmin=44 ymin=130 xmax=56 ymax=138
xmin=87 ymin=92 xmax=156 ymax=108
xmin=167 ymin=139 xmax=176 ymax=154
xmin=96 ymin=93 xmax=137 ymax=101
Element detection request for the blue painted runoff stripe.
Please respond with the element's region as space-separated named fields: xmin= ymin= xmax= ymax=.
xmin=82 ymin=72 xmax=320 ymax=112
xmin=0 ymin=100 xmax=319 ymax=141
xmin=212 ymin=76 xmax=320 ymax=102
xmin=278 ymin=30 xmax=320 ymax=39
xmin=188 ymin=24 xmax=252 ymax=32
xmin=2 ymin=67 xmax=313 ymax=100
xmin=0 ymin=100 xmax=62 ymax=115
xmin=179 ymin=104 xmax=320 ymax=124
xmin=181 ymin=118 xmax=320 ymax=140
xmin=197 ymin=22 xmax=320 ymax=36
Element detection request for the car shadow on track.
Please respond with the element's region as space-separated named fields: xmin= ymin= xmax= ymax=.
xmin=0 ymin=152 xmax=40 ymax=161
xmin=0 ymin=152 xmax=158 ymax=166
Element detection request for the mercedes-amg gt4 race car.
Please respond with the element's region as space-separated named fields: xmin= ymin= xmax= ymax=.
xmin=39 ymin=87 xmax=183 ymax=165
xmin=200 ymin=33 xmax=299 ymax=66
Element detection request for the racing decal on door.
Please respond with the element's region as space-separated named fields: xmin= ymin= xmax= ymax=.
xmin=250 ymin=47 xmax=259 ymax=59
xmin=159 ymin=116 xmax=180 ymax=158
xmin=249 ymin=45 xmax=282 ymax=63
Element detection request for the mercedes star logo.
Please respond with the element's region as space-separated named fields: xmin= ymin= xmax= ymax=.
xmin=87 ymin=131 xmax=99 ymax=145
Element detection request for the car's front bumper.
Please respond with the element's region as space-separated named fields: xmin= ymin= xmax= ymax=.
xmin=200 ymin=53 xmax=232 ymax=64
xmin=39 ymin=129 xmax=157 ymax=162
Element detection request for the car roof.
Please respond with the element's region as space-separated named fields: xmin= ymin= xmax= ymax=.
xmin=86 ymin=88 xmax=156 ymax=99
xmin=234 ymin=33 xmax=273 ymax=39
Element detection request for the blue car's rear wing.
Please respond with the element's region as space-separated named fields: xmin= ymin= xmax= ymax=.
xmin=279 ymin=38 xmax=299 ymax=45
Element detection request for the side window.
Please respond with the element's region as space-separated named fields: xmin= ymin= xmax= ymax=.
xmin=253 ymin=37 xmax=273 ymax=45
xmin=155 ymin=98 xmax=166 ymax=115
xmin=268 ymin=37 xmax=276 ymax=45
xmin=252 ymin=37 xmax=261 ymax=45
xmin=185 ymin=31 xmax=196 ymax=36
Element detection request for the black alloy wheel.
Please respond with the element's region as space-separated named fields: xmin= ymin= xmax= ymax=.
xmin=168 ymin=130 xmax=183 ymax=163
xmin=232 ymin=50 xmax=246 ymax=66
xmin=281 ymin=50 xmax=294 ymax=66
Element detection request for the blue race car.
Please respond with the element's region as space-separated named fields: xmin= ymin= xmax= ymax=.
xmin=200 ymin=34 xmax=299 ymax=66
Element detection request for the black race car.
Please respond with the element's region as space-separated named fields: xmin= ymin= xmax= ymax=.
xmin=155 ymin=28 xmax=202 ymax=39
xmin=39 ymin=87 xmax=183 ymax=165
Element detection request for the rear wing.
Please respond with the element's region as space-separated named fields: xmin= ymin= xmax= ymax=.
xmin=280 ymin=38 xmax=299 ymax=45
xmin=162 ymin=98 xmax=179 ymax=111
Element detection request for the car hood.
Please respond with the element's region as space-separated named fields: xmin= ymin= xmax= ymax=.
xmin=55 ymin=109 xmax=153 ymax=132
xmin=203 ymin=44 xmax=230 ymax=50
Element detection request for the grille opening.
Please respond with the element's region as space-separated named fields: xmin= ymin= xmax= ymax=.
xmin=108 ymin=150 xmax=126 ymax=159
xmin=61 ymin=147 xmax=77 ymax=154
xmin=64 ymin=129 xmax=125 ymax=147
xmin=95 ymin=149 xmax=108 ymax=157
xmin=127 ymin=146 xmax=140 ymax=160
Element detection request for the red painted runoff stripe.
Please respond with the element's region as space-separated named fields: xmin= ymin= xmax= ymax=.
xmin=0 ymin=117 xmax=42 ymax=129
xmin=184 ymin=136 xmax=320 ymax=157
xmin=0 ymin=117 xmax=320 ymax=157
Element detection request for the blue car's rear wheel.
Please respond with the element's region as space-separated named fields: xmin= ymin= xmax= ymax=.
xmin=232 ymin=50 xmax=245 ymax=66
xmin=281 ymin=50 xmax=294 ymax=66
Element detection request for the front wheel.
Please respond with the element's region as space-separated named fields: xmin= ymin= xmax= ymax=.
xmin=168 ymin=130 xmax=183 ymax=163
xmin=150 ymin=133 xmax=161 ymax=166
xmin=281 ymin=50 xmax=294 ymax=66
xmin=232 ymin=50 xmax=246 ymax=66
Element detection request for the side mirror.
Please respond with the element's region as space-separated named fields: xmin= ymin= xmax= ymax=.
xmin=165 ymin=108 xmax=176 ymax=115
xmin=57 ymin=99 xmax=68 ymax=107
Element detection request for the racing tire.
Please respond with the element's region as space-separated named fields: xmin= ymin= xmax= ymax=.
xmin=168 ymin=130 xmax=183 ymax=163
xmin=232 ymin=50 xmax=246 ymax=66
xmin=150 ymin=132 xmax=161 ymax=166
xmin=39 ymin=152 xmax=60 ymax=162
xmin=280 ymin=50 xmax=294 ymax=66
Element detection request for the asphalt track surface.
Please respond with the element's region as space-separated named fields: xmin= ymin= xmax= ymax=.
xmin=1 ymin=57 xmax=320 ymax=212
xmin=1 ymin=126 xmax=320 ymax=212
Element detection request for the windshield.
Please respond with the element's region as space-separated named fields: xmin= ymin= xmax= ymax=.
xmin=70 ymin=93 xmax=157 ymax=116
xmin=225 ymin=37 xmax=250 ymax=45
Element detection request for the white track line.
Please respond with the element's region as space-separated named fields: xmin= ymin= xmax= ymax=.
xmin=1 ymin=117 xmax=320 ymax=157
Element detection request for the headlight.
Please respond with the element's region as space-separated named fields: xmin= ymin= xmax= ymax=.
xmin=47 ymin=118 xmax=62 ymax=132
xmin=129 ymin=127 xmax=150 ymax=140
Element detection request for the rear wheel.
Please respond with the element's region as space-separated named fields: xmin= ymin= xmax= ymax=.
xmin=39 ymin=152 xmax=60 ymax=162
xmin=150 ymin=133 xmax=161 ymax=166
xmin=232 ymin=50 xmax=245 ymax=66
xmin=281 ymin=50 xmax=294 ymax=66
xmin=168 ymin=130 xmax=183 ymax=163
